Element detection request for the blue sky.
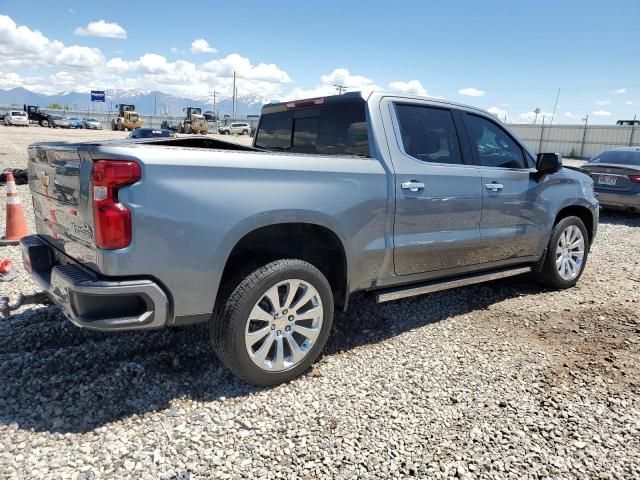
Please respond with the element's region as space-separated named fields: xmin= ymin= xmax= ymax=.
xmin=1 ymin=0 xmax=639 ymax=123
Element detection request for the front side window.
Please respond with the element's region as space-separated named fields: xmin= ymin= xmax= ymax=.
xmin=465 ymin=114 xmax=526 ymax=169
xmin=395 ymin=104 xmax=463 ymax=165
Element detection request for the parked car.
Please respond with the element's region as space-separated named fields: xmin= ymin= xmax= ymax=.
xmin=581 ymin=147 xmax=640 ymax=213
xmin=160 ymin=120 xmax=179 ymax=132
xmin=48 ymin=116 xmax=70 ymax=129
xmin=3 ymin=110 xmax=29 ymax=126
xmin=21 ymin=91 xmax=598 ymax=386
xmin=83 ymin=118 xmax=103 ymax=130
xmin=68 ymin=118 xmax=83 ymax=129
xmin=127 ymin=127 xmax=175 ymax=139
xmin=219 ymin=122 xmax=251 ymax=135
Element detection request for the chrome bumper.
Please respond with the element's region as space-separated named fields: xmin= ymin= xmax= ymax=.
xmin=21 ymin=235 xmax=169 ymax=331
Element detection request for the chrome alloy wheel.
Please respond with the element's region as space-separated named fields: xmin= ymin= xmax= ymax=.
xmin=244 ymin=279 xmax=324 ymax=372
xmin=555 ymin=225 xmax=585 ymax=281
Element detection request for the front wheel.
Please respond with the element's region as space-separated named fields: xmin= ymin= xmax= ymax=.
xmin=535 ymin=216 xmax=589 ymax=289
xmin=210 ymin=259 xmax=334 ymax=386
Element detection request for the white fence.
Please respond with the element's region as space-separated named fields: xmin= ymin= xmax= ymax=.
xmin=508 ymin=124 xmax=640 ymax=159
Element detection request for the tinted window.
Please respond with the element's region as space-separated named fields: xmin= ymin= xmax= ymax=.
xmin=395 ymin=105 xmax=463 ymax=164
xmin=589 ymin=150 xmax=640 ymax=165
xmin=11 ymin=111 xmax=26 ymax=116
xmin=255 ymin=101 xmax=370 ymax=157
xmin=465 ymin=114 xmax=526 ymax=169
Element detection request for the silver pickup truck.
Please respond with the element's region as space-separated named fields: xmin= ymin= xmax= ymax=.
xmin=22 ymin=91 xmax=598 ymax=385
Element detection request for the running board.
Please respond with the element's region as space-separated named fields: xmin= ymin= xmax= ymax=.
xmin=375 ymin=266 xmax=532 ymax=303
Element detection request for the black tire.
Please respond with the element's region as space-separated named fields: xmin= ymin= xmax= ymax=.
xmin=535 ymin=215 xmax=589 ymax=289
xmin=39 ymin=119 xmax=48 ymax=127
xmin=242 ymin=129 xmax=248 ymax=135
xmin=210 ymin=259 xmax=334 ymax=386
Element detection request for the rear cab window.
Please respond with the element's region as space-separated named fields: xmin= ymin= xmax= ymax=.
xmin=255 ymin=98 xmax=370 ymax=157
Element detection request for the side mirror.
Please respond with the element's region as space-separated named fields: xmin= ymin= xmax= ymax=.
xmin=536 ymin=152 xmax=563 ymax=173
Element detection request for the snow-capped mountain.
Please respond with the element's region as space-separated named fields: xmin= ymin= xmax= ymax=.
xmin=0 ymin=87 xmax=270 ymax=116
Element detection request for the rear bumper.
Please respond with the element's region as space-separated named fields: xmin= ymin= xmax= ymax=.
xmin=21 ymin=235 xmax=170 ymax=331
xmin=595 ymin=190 xmax=640 ymax=210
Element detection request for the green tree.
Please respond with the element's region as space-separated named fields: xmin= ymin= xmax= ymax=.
xmin=47 ymin=103 xmax=61 ymax=110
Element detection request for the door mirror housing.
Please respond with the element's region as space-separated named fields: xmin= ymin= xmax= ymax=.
xmin=536 ymin=152 xmax=563 ymax=173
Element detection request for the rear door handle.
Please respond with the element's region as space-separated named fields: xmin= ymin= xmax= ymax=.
xmin=485 ymin=183 xmax=504 ymax=192
xmin=401 ymin=181 xmax=426 ymax=192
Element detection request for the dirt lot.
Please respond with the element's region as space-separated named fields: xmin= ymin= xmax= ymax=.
xmin=0 ymin=125 xmax=638 ymax=479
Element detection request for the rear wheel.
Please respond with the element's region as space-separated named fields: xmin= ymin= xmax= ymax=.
xmin=242 ymin=129 xmax=248 ymax=135
xmin=210 ymin=259 xmax=334 ymax=386
xmin=535 ymin=216 xmax=589 ymax=289
xmin=39 ymin=119 xmax=48 ymax=127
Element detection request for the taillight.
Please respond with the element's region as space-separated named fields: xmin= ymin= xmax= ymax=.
xmin=92 ymin=161 xmax=141 ymax=249
xmin=629 ymin=175 xmax=640 ymax=183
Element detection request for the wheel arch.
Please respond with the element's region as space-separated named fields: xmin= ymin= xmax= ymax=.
xmin=217 ymin=220 xmax=350 ymax=312
xmin=554 ymin=204 xmax=595 ymax=245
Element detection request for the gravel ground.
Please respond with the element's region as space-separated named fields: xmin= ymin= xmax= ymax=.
xmin=0 ymin=126 xmax=638 ymax=479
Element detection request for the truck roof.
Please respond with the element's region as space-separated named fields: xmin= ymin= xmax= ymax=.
xmin=262 ymin=90 xmax=492 ymax=117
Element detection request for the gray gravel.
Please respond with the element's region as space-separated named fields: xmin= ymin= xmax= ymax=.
xmin=0 ymin=126 xmax=639 ymax=479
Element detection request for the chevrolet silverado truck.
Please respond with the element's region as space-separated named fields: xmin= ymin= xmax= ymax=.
xmin=21 ymin=92 xmax=598 ymax=385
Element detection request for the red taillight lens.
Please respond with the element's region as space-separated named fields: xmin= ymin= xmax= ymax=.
xmin=92 ymin=161 xmax=141 ymax=249
xmin=629 ymin=175 xmax=640 ymax=183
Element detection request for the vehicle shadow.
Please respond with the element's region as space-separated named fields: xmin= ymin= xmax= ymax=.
xmin=0 ymin=276 xmax=543 ymax=434
xmin=598 ymin=209 xmax=640 ymax=227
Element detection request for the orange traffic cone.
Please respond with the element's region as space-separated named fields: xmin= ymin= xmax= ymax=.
xmin=0 ymin=171 xmax=30 ymax=245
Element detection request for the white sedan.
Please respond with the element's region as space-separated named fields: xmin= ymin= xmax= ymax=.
xmin=3 ymin=111 xmax=29 ymax=127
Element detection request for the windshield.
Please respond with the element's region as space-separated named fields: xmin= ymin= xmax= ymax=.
xmin=85 ymin=118 xmax=98 ymax=122
xmin=136 ymin=129 xmax=172 ymax=138
xmin=589 ymin=150 xmax=640 ymax=166
xmin=11 ymin=111 xmax=26 ymax=116
xmin=254 ymin=100 xmax=370 ymax=157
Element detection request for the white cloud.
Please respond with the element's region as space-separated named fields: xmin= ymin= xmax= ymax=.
xmin=517 ymin=110 xmax=554 ymax=123
xmin=458 ymin=87 xmax=485 ymax=97
xmin=594 ymin=99 xmax=611 ymax=106
xmin=202 ymin=53 xmax=291 ymax=83
xmin=564 ymin=112 xmax=579 ymax=118
xmin=612 ymin=88 xmax=626 ymax=94
xmin=388 ymin=80 xmax=428 ymax=96
xmin=593 ymin=110 xmax=612 ymax=117
xmin=73 ymin=20 xmax=127 ymax=39
xmin=68 ymin=9 xmax=76 ymax=15
xmin=626 ymin=101 xmax=635 ymax=105
xmin=170 ymin=47 xmax=178 ymax=53
xmin=487 ymin=106 xmax=510 ymax=122
xmin=190 ymin=38 xmax=216 ymax=54
xmin=56 ymin=46 xmax=104 ymax=68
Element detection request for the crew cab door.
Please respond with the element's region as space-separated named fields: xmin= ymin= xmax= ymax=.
xmin=386 ymin=101 xmax=483 ymax=275
xmin=460 ymin=112 xmax=545 ymax=262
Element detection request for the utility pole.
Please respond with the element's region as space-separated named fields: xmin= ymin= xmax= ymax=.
xmin=213 ymin=90 xmax=216 ymax=118
xmin=629 ymin=114 xmax=637 ymax=147
xmin=334 ymin=84 xmax=347 ymax=94
xmin=533 ymin=108 xmax=540 ymax=125
xmin=232 ymin=71 xmax=236 ymax=119
xmin=154 ymin=94 xmax=157 ymax=116
xmin=538 ymin=116 xmax=546 ymax=153
xmin=580 ymin=114 xmax=589 ymax=159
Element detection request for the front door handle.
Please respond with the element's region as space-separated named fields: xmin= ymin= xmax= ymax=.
xmin=401 ymin=181 xmax=426 ymax=192
xmin=485 ymin=183 xmax=504 ymax=192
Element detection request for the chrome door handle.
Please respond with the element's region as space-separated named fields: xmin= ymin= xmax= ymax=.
xmin=485 ymin=183 xmax=504 ymax=192
xmin=401 ymin=181 xmax=425 ymax=192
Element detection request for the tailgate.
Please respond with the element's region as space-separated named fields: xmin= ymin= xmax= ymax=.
xmin=27 ymin=143 xmax=97 ymax=266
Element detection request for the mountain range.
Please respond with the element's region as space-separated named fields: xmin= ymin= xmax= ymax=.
xmin=0 ymin=87 xmax=269 ymax=116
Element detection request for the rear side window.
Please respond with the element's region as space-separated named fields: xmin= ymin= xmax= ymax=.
xmin=395 ymin=104 xmax=463 ymax=164
xmin=255 ymin=101 xmax=370 ymax=157
xmin=464 ymin=114 xmax=527 ymax=169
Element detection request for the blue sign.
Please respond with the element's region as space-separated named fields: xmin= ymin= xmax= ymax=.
xmin=91 ymin=90 xmax=105 ymax=102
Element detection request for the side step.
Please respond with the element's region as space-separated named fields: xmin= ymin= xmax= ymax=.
xmin=375 ymin=266 xmax=532 ymax=303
